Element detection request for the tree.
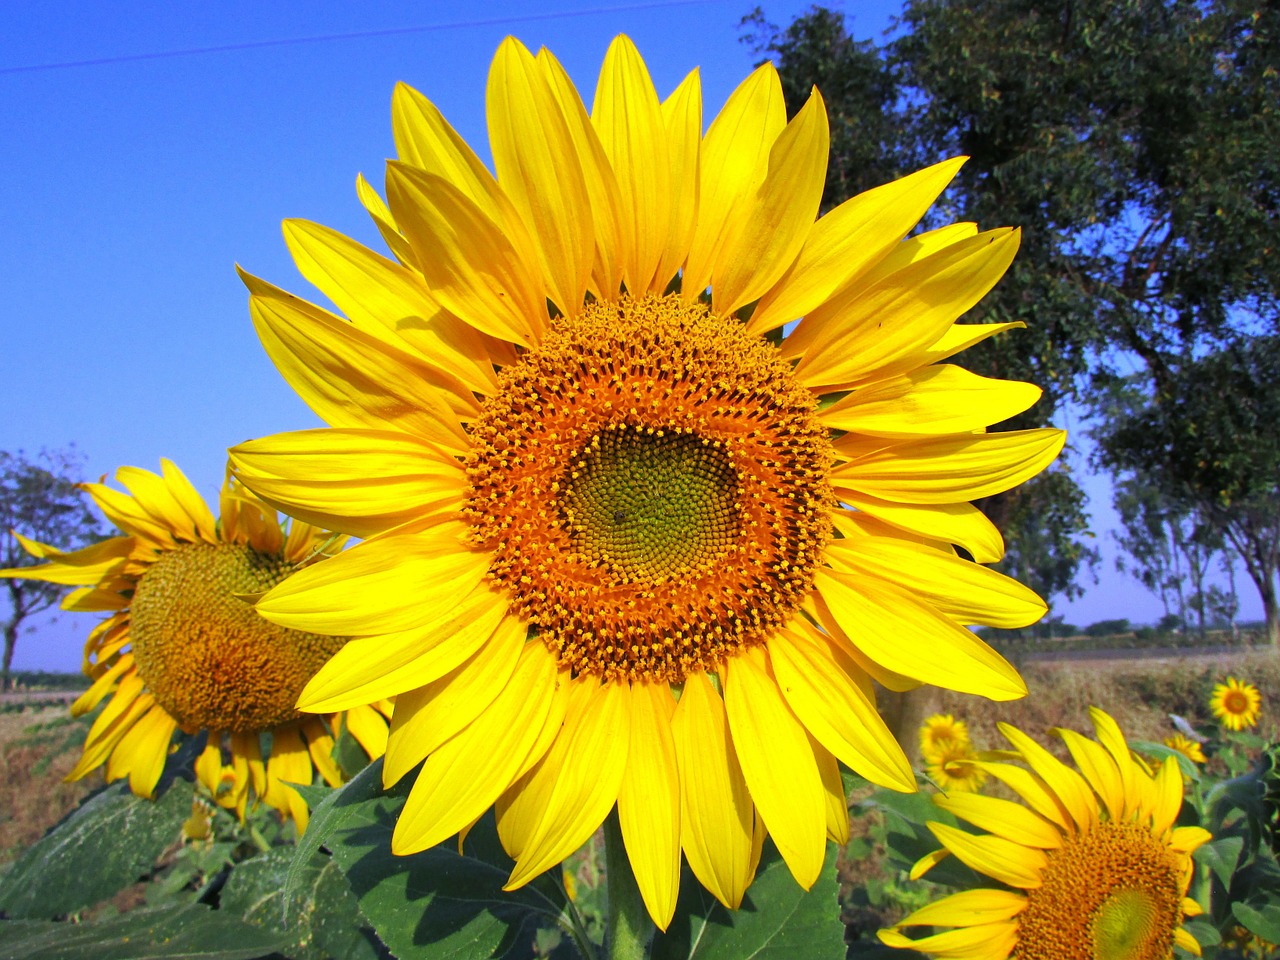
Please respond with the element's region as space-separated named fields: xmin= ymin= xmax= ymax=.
xmin=0 ymin=449 xmax=105 ymax=690
xmin=1096 ymin=337 xmax=1280 ymax=644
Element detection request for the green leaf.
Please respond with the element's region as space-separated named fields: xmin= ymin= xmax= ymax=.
xmin=651 ymin=841 xmax=845 ymax=960
xmin=220 ymin=846 xmax=386 ymax=960
xmin=1181 ymin=918 xmax=1221 ymax=949
xmin=1233 ymin=901 xmax=1280 ymax=944
xmin=0 ymin=780 xmax=193 ymax=919
xmin=1129 ymin=741 xmax=1201 ymax=782
xmin=0 ymin=902 xmax=285 ymax=960
xmin=318 ymin=785 xmax=567 ymax=960
xmin=1195 ymin=835 xmax=1244 ymax=887
xmin=284 ymin=757 xmax=387 ymax=920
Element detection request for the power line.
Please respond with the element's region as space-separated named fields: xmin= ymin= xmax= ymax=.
xmin=1 ymin=0 xmax=723 ymax=76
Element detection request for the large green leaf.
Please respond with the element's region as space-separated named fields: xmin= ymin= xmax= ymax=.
xmin=651 ymin=842 xmax=846 ymax=960
xmin=0 ymin=902 xmax=285 ymax=960
xmin=220 ymin=846 xmax=387 ymax=960
xmin=1233 ymin=901 xmax=1280 ymax=945
xmin=327 ymin=801 xmax=569 ymax=960
xmin=0 ymin=781 xmax=193 ymax=919
xmin=1194 ymin=835 xmax=1244 ymax=888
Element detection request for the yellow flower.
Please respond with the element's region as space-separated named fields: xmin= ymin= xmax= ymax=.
xmin=229 ymin=35 xmax=1063 ymax=927
xmin=0 ymin=461 xmax=390 ymax=831
xmin=920 ymin=713 xmax=972 ymax=760
xmin=879 ymin=708 xmax=1210 ymax=959
xmin=1210 ymin=676 xmax=1262 ymax=731
xmin=925 ymin=738 xmax=988 ymax=794
xmin=1163 ymin=732 xmax=1207 ymax=764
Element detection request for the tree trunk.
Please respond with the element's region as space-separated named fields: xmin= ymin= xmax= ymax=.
xmin=879 ymin=686 xmax=937 ymax=768
xmin=1263 ymin=579 xmax=1280 ymax=647
xmin=2 ymin=621 xmax=17 ymax=693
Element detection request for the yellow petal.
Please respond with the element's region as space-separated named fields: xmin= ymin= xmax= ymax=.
xmin=230 ymin=428 xmax=466 ymax=539
xmin=71 ymin=652 xmax=134 ymax=716
xmin=793 ymin=228 xmax=1020 ymax=390
xmin=880 ymin=920 xmax=1019 ymax=959
xmin=895 ymin=887 xmax=1027 ymax=928
xmin=832 ymin=428 xmax=1066 ymax=504
xmin=382 ymin=613 xmax=525 ymax=786
xmin=111 ymin=705 xmax=177 ymax=799
xmin=503 ymin=679 xmax=631 ymax=889
xmin=282 ymin=218 xmax=498 ymax=397
xmin=712 ymin=88 xmax=828 ymax=316
xmin=768 ymin=627 xmax=913 ymax=791
xmin=929 ymin=821 xmax=1047 ymax=889
xmin=355 ymin=173 xmax=414 ymax=265
xmin=1149 ymin=756 xmax=1185 ymax=837
xmin=1088 ymin=707 xmax=1140 ymax=817
xmin=674 ymin=672 xmax=756 ymax=909
xmin=592 ymin=35 xmax=668 ymax=295
xmin=683 ymin=63 xmax=785 ymax=301
xmin=1174 ymin=926 xmax=1202 ymax=957
xmin=256 ymin=523 xmax=487 ymax=635
xmin=725 ymin=646 xmax=826 ymax=889
xmin=748 ymin=157 xmax=967 ymax=334
xmin=836 ymin=493 xmax=1004 ymax=563
xmin=924 ymin=320 xmax=1027 ymax=366
xmin=999 ymin=723 xmax=1097 ymax=832
xmin=654 ymin=69 xmax=701 ymax=291
xmin=617 ymin=682 xmax=681 ymax=931
xmin=342 ymin=703 xmax=389 ymax=760
xmin=1170 ymin=825 xmax=1212 ymax=853
xmin=821 ymin=366 xmax=1042 ymax=438
xmin=392 ymin=642 xmax=565 ymax=854
xmin=825 ymin=536 xmax=1046 ymax=629
xmin=1 ymin=533 xmax=132 ymax=586
xmin=296 ymin=581 xmax=508 ymax=712
xmin=196 ymin=737 xmax=225 ymax=796
xmin=812 ymin=738 xmax=850 ymax=845
xmin=539 ymin=47 xmax=624 ymax=299
xmin=385 ymin=162 xmax=548 ymax=346
xmin=487 ymin=37 xmax=594 ymax=316
xmin=813 ymin=569 xmax=1027 ymax=700
xmin=1055 ymin=728 xmax=1126 ymax=822
xmin=242 ymin=272 xmax=472 ymax=452
xmin=303 ymin=718 xmax=343 ymax=787
xmin=974 ymin=762 xmax=1072 ymax=832
xmin=932 ymin=793 xmax=1062 ymax=850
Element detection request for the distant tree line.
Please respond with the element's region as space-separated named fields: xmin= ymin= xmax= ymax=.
xmin=743 ymin=0 xmax=1280 ymax=641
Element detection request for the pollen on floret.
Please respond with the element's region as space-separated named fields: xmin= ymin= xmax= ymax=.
xmin=465 ymin=294 xmax=834 ymax=684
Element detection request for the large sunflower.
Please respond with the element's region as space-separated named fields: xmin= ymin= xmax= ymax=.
xmin=879 ymin=708 xmax=1211 ymax=959
xmin=0 ymin=460 xmax=390 ymax=831
xmin=229 ymin=36 xmax=1063 ymax=926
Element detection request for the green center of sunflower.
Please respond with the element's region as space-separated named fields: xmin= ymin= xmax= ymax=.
xmin=563 ymin=426 xmax=739 ymax=580
xmin=1092 ymin=890 xmax=1161 ymax=960
xmin=1014 ymin=821 xmax=1183 ymax=960
xmin=465 ymin=294 xmax=833 ymax=684
xmin=130 ymin=543 xmax=347 ymax=734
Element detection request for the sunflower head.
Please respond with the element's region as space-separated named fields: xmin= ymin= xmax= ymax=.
xmin=924 ymin=737 xmax=987 ymax=794
xmin=1162 ymin=732 xmax=1207 ymax=765
xmin=230 ymin=33 xmax=1066 ymax=927
xmin=0 ymin=460 xmax=387 ymax=830
xmin=880 ymin=707 xmax=1211 ymax=960
xmin=920 ymin=713 xmax=971 ymax=759
xmin=1211 ymin=676 xmax=1262 ymax=731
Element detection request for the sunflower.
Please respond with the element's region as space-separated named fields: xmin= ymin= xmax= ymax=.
xmin=921 ymin=713 xmax=972 ymax=759
xmin=1163 ymin=732 xmax=1207 ymax=765
xmin=925 ymin=737 xmax=988 ymax=794
xmin=229 ymin=35 xmax=1063 ymax=927
xmin=1210 ymin=676 xmax=1262 ymax=731
xmin=879 ymin=707 xmax=1210 ymax=959
xmin=0 ymin=460 xmax=390 ymax=831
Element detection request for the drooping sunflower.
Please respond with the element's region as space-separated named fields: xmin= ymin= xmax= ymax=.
xmin=879 ymin=707 xmax=1211 ymax=959
xmin=1163 ymin=732 xmax=1207 ymax=765
xmin=229 ymin=35 xmax=1064 ymax=926
xmin=1210 ymin=676 xmax=1262 ymax=731
xmin=0 ymin=460 xmax=390 ymax=831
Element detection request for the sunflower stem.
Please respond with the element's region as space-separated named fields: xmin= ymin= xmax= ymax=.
xmin=603 ymin=807 xmax=653 ymax=960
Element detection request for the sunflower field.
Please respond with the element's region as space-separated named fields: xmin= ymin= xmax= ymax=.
xmin=2 ymin=27 xmax=1280 ymax=960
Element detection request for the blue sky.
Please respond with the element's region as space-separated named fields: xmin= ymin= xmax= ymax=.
xmin=0 ymin=1 xmax=1257 ymax=671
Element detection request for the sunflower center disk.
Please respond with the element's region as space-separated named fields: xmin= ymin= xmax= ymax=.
xmin=130 ymin=543 xmax=347 ymax=734
xmin=1015 ymin=821 xmax=1182 ymax=960
xmin=563 ymin=427 xmax=739 ymax=580
xmin=465 ymin=294 xmax=834 ymax=684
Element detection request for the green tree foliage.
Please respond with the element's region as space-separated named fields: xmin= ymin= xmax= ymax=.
xmin=743 ymin=0 xmax=1279 ymax=617
xmin=1096 ymin=337 xmax=1280 ymax=644
xmin=0 ymin=448 xmax=104 ymax=690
